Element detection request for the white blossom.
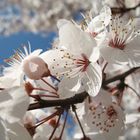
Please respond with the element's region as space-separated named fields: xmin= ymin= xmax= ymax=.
xmin=0 ymin=45 xmax=42 ymax=88
xmin=0 ymin=86 xmax=30 ymax=123
xmin=100 ymin=17 xmax=140 ymax=67
xmin=41 ymin=21 xmax=102 ymax=97
xmin=83 ymin=90 xmax=125 ymax=140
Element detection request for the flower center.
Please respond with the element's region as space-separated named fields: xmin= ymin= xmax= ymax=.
xmin=75 ymin=53 xmax=90 ymax=72
xmin=106 ymin=105 xmax=117 ymax=118
xmin=89 ymin=103 xmax=119 ymax=133
xmin=52 ymin=50 xmax=91 ymax=78
xmin=90 ymin=32 xmax=98 ymax=38
xmin=109 ymin=36 xmax=125 ymax=50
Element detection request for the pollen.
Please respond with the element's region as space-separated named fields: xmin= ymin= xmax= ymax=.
xmin=106 ymin=106 xmax=117 ymax=118
xmin=89 ymin=102 xmax=118 ymax=133
xmin=51 ymin=49 xmax=90 ymax=78
xmin=108 ymin=17 xmax=138 ymax=50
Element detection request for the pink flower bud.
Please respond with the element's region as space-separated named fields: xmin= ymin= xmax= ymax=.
xmin=23 ymin=56 xmax=50 ymax=80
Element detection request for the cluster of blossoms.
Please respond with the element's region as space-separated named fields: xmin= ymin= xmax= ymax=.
xmin=0 ymin=0 xmax=140 ymax=36
xmin=0 ymin=0 xmax=91 ymax=36
xmin=0 ymin=5 xmax=140 ymax=140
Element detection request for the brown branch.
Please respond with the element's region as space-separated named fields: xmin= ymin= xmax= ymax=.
xmin=111 ymin=3 xmax=140 ymax=14
xmin=28 ymin=91 xmax=88 ymax=110
xmin=28 ymin=67 xmax=140 ymax=110
xmin=102 ymin=67 xmax=140 ymax=86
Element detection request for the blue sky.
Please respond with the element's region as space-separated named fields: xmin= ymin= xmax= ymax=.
xmin=0 ymin=32 xmax=57 ymax=65
xmin=0 ymin=9 xmax=83 ymax=65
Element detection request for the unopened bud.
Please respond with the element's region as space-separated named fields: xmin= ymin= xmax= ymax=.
xmin=23 ymin=56 xmax=50 ymax=80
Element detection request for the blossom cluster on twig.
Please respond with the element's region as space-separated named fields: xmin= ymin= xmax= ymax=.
xmin=0 ymin=2 xmax=140 ymax=140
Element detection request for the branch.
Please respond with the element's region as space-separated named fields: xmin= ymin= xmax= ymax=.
xmin=28 ymin=67 xmax=140 ymax=110
xmin=111 ymin=3 xmax=140 ymax=14
xmin=102 ymin=67 xmax=140 ymax=86
xmin=28 ymin=91 xmax=88 ymax=110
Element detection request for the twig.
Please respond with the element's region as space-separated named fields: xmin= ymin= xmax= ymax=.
xmin=49 ymin=111 xmax=62 ymax=140
xmin=35 ymin=110 xmax=60 ymax=128
xmin=27 ymin=67 xmax=140 ymax=110
xmin=72 ymin=105 xmax=87 ymax=139
xmin=111 ymin=3 xmax=140 ymax=14
xmin=102 ymin=67 xmax=140 ymax=86
xmin=125 ymin=84 xmax=140 ymax=99
xmin=28 ymin=91 xmax=88 ymax=110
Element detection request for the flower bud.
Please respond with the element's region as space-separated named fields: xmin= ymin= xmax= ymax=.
xmin=23 ymin=56 xmax=50 ymax=80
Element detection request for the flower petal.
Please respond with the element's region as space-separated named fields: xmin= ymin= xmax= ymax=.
xmin=0 ymin=86 xmax=30 ymax=123
xmin=6 ymin=121 xmax=32 ymax=140
xmin=58 ymin=21 xmax=96 ymax=57
xmin=87 ymin=6 xmax=111 ymax=33
xmin=100 ymin=46 xmax=129 ymax=64
xmin=84 ymin=92 xmax=125 ymax=140
xmin=82 ymin=62 xmax=102 ymax=97
xmin=41 ymin=49 xmax=84 ymax=78
xmin=58 ymin=77 xmax=84 ymax=99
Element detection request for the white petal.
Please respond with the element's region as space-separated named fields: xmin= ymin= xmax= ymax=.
xmin=93 ymin=90 xmax=112 ymax=106
xmin=91 ymin=0 xmax=103 ymax=15
xmin=87 ymin=6 xmax=111 ymax=33
xmin=0 ymin=66 xmax=24 ymax=88
xmin=58 ymin=77 xmax=84 ymax=99
xmin=34 ymin=123 xmax=53 ymax=139
xmin=57 ymin=19 xmax=69 ymax=29
xmin=125 ymin=113 xmax=140 ymax=124
xmin=82 ymin=62 xmax=102 ymax=97
xmin=58 ymin=21 xmax=96 ymax=56
xmin=6 ymin=121 xmax=32 ymax=140
xmin=84 ymin=101 xmax=124 ymax=140
xmin=0 ymin=86 xmax=30 ymax=123
xmin=89 ymin=47 xmax=100 ymax=62
xmin=41 ymin=49 xmax=83 ymax=78
xmin=100 ymin=46 xmax=129 ymax=64
xmin=125 ymin=36 xmax=140 ymax=67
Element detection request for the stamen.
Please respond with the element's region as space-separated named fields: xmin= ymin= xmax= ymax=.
xmin=25 ymin=82 xmax=58 ymax=96
xmin=109 ymin=17 xmax=139 ymax=50
xmin=109 ymin=37 xmax=125 ymax=50
xmin=55 ymin=52 xmax=90 ymax=78
xmin=106 ymin=106 xmax=117 ymax=118
xmin=75 ymin=54 xmax=90 ymax=72
xmin=89 ymin=103 xmax=118 ymax=133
